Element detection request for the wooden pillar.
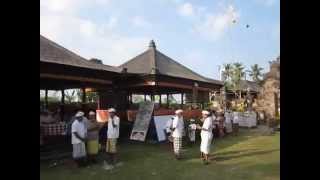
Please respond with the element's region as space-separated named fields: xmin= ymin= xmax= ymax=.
xmin=82 ymin=88 xmax=86 ymax=110
xmin=166 ymin=93 xmax=169 ymax=108
xmin=159 ymin=94 xmax=162 ymax=105
xmin=180 ymin=93 xmax=184 ymax=108
xmin=128 ymin=93 xmax=132 ymax=105
xmin=61 ymin=89 xmax=65 ymax=121
xmin=97 ymin=91 xmax=101 ymax=110
xmin=61 ymin=89 xmax=65 ymax=104
xmin=144 ymin=94 xmax=146 ymax=101
xmin=45 ymin=89 xmax=48 ymax=109
xmin=151 ymin=94 xmax=155 ymax=102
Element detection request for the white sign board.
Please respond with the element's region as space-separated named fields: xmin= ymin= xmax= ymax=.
xmin=130 ymin=101 xmax=154 ymax=141
xmin=154 ymin=115 xmax=173 ymax=142
xmin=237 ymin=111 xmax=257 ymax=128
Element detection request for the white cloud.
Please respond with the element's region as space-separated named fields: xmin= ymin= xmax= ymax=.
xmin=40 ymin=0 xmax=80 ymax=14
xmin=178 ymin=2 xmax=195 ymax=17
xmin=40 ymin=0 xmax=149 ymax=66
xmin=254 ymin=0 xmax=277 ymax=7
xmin=131 ymin=16 xmax=151 ymax=28
xmin=193 ymin=5 xmax=239 ymax=41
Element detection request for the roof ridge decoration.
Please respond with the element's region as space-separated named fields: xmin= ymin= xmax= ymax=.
xmin=119 ymin=40 xmax=222 ymax=85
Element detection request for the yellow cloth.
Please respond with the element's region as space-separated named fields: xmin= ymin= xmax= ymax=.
xmin=106 ymin=138 xmax=117 ymax=153
xmin=87 ymin=140 xmax=99 ymax=155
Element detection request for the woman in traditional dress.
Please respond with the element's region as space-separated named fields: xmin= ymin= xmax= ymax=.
xmin=86 ymin=111 xmax=101 ymax=163
xmin=197 ymin=110 xmax=214 ymax=165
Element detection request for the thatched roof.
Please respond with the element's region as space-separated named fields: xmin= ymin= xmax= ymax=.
xmin=40 ymin=35 xmax=121 ymax=73
xmin=119 ymin=40 xmax=223 ymax=85
xmin=238 ymin=80 xmax=260 ymax=92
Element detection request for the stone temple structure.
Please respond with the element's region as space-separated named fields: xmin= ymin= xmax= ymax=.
xmin=256 ymin=56 xmax=280 ymax=123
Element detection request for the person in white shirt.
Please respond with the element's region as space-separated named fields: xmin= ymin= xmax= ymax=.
xmin=197 ymin=110 xmax=214 ymax=165
xmin=171 ymin=109 xmax=184 ymax=159
xmin=225 ymin=109 xmax=233 ymax=134
xmin=188 ymin=119 xmax=197 ymax=145
xmin=71 ymin=111 xmax=87 ymax=167
xmin=105 ymin=108 xmax=120 ymax=166
xmin=233 ymin=111 xmax=240 ymax=136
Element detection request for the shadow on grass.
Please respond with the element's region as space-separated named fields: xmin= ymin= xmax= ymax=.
xmin=214 ymin=149 xmax=279 ymax=161
xmin=213 ymin=149 xmax=260 ymax=156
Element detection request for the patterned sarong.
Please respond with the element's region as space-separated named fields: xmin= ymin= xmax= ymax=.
xmin=106 ymin=138 xmax=117 ymax=153
xmin=173 ymin=137 xmax=182 ymax=154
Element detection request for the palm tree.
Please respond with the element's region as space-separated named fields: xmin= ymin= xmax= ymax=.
xmin=222 ymin=63 xmax=233 ymax=81
xmin=231 ymin=62 xmax=245 ymax=99
xmin=248 ymin=64 xmax=264 ymax=83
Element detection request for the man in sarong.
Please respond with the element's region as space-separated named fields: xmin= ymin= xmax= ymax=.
xmin=171 ymin=109 xmax=184 ymax=160
xmin=71 ymin=111 xmax=87 ymax=167
xmin=197 ymin=110 xmax=214 ymax=165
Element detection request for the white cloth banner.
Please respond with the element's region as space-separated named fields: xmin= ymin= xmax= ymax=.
xmin=234 ymin=112 xmax=257 ymax=128
xmin=154 ymin=115 xmax=173 ymax=142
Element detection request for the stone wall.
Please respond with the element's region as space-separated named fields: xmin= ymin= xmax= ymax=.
xmin=256 ymin=78 xmax=280 ymax=121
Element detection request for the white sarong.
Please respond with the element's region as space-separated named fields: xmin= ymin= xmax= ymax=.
xmin=73 ymin=142 xmax=86 ymax=159
xmin=225 ymin=123 xmax=233 ymax=133
xmin=200 ymin=135 xmax=212 ymax=154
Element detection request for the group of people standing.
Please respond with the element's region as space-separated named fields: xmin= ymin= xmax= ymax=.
xmin=66 ymin=107 xmax=240 ymax=167
xmin=71 ymin=108 xmax=120 ymax=168
xmin=165 ymin=108 xmax=239 ymax=165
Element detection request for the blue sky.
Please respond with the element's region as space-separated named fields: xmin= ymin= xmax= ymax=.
xmin=40 ymin=0 xmax=279 ymax=80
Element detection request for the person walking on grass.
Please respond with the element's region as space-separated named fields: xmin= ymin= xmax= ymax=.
xmin=233 ymin=111 xmax=240 ymax=136
xmin=104 ymin=108 xmax=120 ymax=168
xmin=171 ymin=109 xmax=184 ymax=160
xmin=197 ymin=110 xmax=214 ymax=165
xmin=225 ymin=108 xmax=233 ymax=134
xmin=86 ymin=110 xmax=101 ymax=164
xmin=71 ymin=111 xmax=87 ymax=167
xmin=188 ymin=119 xmax=197 ymax=146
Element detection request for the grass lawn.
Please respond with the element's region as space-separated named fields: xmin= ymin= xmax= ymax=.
xmin=40 ymin=126 xmax=280 ymax=180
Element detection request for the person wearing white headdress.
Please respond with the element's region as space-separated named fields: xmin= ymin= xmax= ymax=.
xmin=171 ymin=109 xmax=184 ymax=159
xmin=104 ymin=108 xmax=120 ymax=167
xmin=197 ymin=110 xmax=214 ymax=165
xmin=71 ymin=111 xmax=88 ymax=167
